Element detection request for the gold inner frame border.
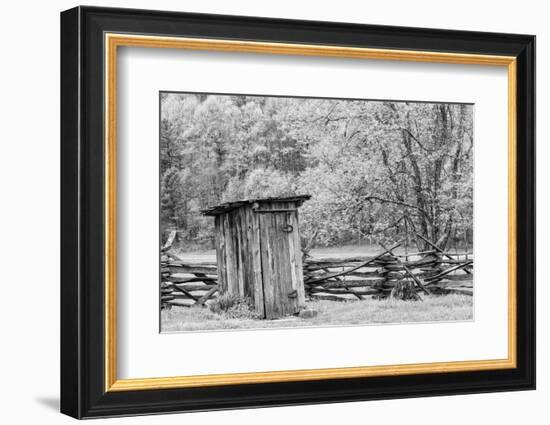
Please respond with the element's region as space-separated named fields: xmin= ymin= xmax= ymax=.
xmin=104 ymin=33 xmax=517 ymax=392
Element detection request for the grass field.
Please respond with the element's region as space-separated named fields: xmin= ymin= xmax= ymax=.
xmin=172 ymin=243 xmax=472 ymax=264
xmin=161 ymin=294 xmax=473 ymax=333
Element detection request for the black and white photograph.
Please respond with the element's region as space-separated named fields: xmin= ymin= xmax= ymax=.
xmin=159 ymin=92 xmax=474 ymax=332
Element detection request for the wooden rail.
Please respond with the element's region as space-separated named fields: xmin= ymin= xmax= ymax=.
xmin=161 ymin=250 xmax=220 ymax=308
xmin=303 ymin=247 xmax=473 ymax=302
xmin=160 ymin=232 xmax=473 ymax=308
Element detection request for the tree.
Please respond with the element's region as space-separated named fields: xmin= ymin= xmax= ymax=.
xmin=159 ymin=93 xmax=473 ymax=252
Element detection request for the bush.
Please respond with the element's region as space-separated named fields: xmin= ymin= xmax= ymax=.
xmin=209 ymin=293 xmax=262 ymax=319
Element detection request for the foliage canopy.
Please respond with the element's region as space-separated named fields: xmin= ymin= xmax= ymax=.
xmin=160 ymin=93 xmax=473 ymax=251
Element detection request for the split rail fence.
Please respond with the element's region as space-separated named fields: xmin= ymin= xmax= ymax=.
xmin=161 ymin=235 xmax=473 ymax=309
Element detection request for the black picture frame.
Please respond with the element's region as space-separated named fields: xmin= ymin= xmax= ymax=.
xmin=61 ymin=5 xmax=535 ymax=419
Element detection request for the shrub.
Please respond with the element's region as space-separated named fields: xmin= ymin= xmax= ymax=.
xmin=209 ymin=293 xmax=262 ymax=319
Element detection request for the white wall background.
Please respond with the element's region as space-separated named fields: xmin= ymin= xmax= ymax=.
xmin=0 ymin=0 xmax=544 ymax=423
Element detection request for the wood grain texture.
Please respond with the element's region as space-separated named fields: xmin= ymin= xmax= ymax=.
xmin=210 ymin=199 xmax=307 ymax=319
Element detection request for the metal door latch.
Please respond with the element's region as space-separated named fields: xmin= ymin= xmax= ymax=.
xmin=282 ymin=224 xmax=294 ymax=233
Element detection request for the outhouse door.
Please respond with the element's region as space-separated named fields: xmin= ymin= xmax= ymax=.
xmin=202 ymin=195 xmax=310 ymax=320
xmin=256 ymin=208 xmax=305 ymax=319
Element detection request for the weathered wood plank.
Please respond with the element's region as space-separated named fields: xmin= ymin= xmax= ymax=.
xmin=308 ymin=294 xmax=353 ymax=302
xmin=304 ymin=263 xmax=382 ymax=272
xmin=271 ymin=207 xmax=287 ymax=316
xmin=271 ymin=211 xmax=285 ymax=317
xmin=165 ymin=299 xmax=196 ymax=307
xmin=306 ymin=279 xmax=387 ymax=288
xmin=428 ymin=280 xmax=473 ymax=288
xmin=305 ymin=243 xmax=401 ymax=284
xmin=259 ymin=211 xmax=275 ymax=318
xmin=234 ymin=210 xmax=245 ymax=297
xmin=424 ymin=261 xmax=474 ymax=282
xmin=173 ymin=283 xmax=216 ymax=291
xmin=304 ymin=258 xmax=436 ymax=271
xmin=224 ymin=212 xmax=238 ymax=294
xmin=170 ymin=284 xmax=200 ymax=302
xmin=165 ymin=276 xmax=217 ymax=284
xmin=170 ymin=291 xmax=208 ymax=299
xmin=166 ymin=264 xmax=217 ymax=275
xmin=308 ymin=287 xmax=381 ymax=296
xmin=196 ymin=285 xmax=219 ymax=306
xmin=250 ymin=206 xmax=265 ymax=316
xmin=430 ymin=274 xmax=472 ymax=282
xmin=287 ymin=212 xmax=299 ymax=303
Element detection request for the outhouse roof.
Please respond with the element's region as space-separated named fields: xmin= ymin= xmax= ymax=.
xmin=201 ymin=195 xmax=311 ymax=216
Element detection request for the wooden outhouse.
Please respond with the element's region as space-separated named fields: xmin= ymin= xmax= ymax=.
xmin=201 ymin=195 xmax=310 ymax=319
